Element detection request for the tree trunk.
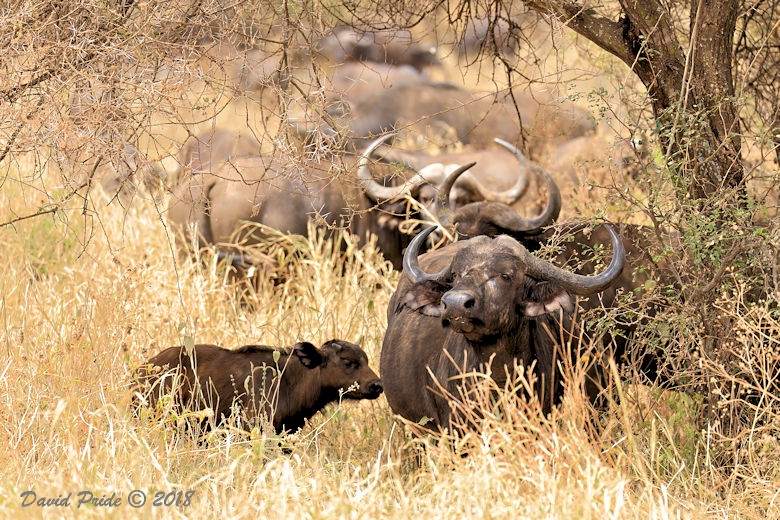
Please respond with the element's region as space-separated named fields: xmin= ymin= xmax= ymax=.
xmin=523 ymin=0 xmax=743 ymax=200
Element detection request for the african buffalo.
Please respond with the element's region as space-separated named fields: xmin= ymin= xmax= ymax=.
xmin=176 ymin=128 xmax=264 ymax=179
xmin=167 ymin=151 xmax=357 ymax=265
xmin=353 ymin=135 xmax=557 ymax=254
xmin=500 ymin=88 xmax=597 ymax=159
xmin=316 ymin=27 xmax=441 ymax=71
xmin=537 ymin=134 xmax=641 ymax=215
xmin=370 ymin=139 xmax=561 ymax=220
xmin=453 ymin=196 xmax=667 ymax=368
xmin=167 ymin=134 xmax=478 ymax=269
xmin=380 ymin=225 xmax=628 ymax=430
xmin=168 ymin=133 xmax=537 ymax=270
xmin=341 ymin=83 xmax=594 ymax=155
xmin=134 ymin=339 xmax=382 ymax=434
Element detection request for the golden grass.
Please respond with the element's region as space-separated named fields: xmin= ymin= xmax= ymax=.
xmin=0 ymin=16 xmax=777 ymax=517
xmin=0 ymin=169 xmax=776 ymax=519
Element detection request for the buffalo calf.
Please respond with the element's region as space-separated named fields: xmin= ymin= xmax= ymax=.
xmin=134 ymin=340 xmax=382 ymax=434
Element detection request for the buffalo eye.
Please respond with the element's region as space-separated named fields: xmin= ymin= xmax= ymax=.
xmin=342 ymin=358 xmax=358 ymax=370
xmin=500 ymin=273 xmax=512 ymax=282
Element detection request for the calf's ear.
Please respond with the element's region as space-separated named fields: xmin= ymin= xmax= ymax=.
xmin=293 ymin=342 xmax=324 ymax=368
xmin=520 ymin=282 xmax=574 ymax=317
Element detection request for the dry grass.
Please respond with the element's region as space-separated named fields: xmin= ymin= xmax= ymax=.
xmin=1 ymin=5 xmax=778 ymax=517
xmin=0 ymin=164 xmax=776 ymax=519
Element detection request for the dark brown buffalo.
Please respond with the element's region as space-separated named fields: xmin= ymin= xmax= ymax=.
xmin=354 ymin=136 xmax=555 ymax=257
xmin=134 ymin=339 xmax=382 ymax=433
xmin=316 ymin=27 xmax=440 ymax=71
xmin=450 ymin=197 xmax=666 ymax=384
xmin=370 ymin=139 xmax=561 ymax=221
xmin=380 ymin=225 xmax=627 ymax=430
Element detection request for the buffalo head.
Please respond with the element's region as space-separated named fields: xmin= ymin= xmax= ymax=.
xmin=357 ymin=135 xmax=550 ymax=227
xmin=401 ymin=226 xmax=625 ymax=342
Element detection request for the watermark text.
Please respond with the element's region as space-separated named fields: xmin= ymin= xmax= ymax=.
xmin=20 ymin=489 xmax=195 ymax=509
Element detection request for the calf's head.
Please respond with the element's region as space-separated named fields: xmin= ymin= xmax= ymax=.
xmin=294 ymin=340 xmax=383 ymax=399
xmin=402 ymin=226 xmax=625 ymax=342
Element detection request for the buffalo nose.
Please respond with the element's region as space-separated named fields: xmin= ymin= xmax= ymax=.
xmin=368 ymin=381 xmax=383 ymax=395
xmin=442 ymin=291 xmax=476 ymax=312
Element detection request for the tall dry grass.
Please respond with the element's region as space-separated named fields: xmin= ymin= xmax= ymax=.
xmin=0 ymin=157 xmax=776 ymax=519
xmin=1 ymin=4 xmax=778 ymax=516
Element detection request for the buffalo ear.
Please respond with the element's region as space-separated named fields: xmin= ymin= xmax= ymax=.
xmin=293 ymin=342 xmax=324 ymax=368
xmin=400 ymin=282 xmax=447 ymax=317
xmin=520 ymin=282 xmax=574 ymax=317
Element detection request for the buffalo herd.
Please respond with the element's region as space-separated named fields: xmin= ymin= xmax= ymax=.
xmin=134 ymin=24 xmax=663 ymax=438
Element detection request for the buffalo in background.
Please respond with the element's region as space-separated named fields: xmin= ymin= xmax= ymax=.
xmin=167 ymin=134 xmax=480 ymax=270
xmin=318 ymin=61 xmax=428 ymax=116
xmin=316 ymin=27 xmax=441 ymax=72
xmin=167 ymin=132 xmax=540 ymax=271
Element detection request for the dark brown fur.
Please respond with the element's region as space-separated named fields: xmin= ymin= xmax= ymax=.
xmin=381 ymin=227 xmax=654 ymax=431
xmin=447 ymin=202 xmax=670 ymax=401
xmin=381 ymin=238 xmax=571 ymax=430
xmin=134 ymin=340 xmax=382 ymax=434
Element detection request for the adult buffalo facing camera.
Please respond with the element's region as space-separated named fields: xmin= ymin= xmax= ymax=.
xmin=450 ymin=198 xmax=669 ymax=384
xmin=134 ymin=340 xmax=382 ymax=434
xmin=380 ymin=226 xmax=626 ymax=431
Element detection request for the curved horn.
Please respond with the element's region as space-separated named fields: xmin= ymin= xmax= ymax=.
xmin=525 ymin=164 xmax=561 ymax=229
xmin=480 ymin=163 xmax=561 ymax=233
xmin=358 ymin=134 xmax=438 ymax=202
xmin=503 ymin=224 xmax=625 ymax=295
xmin=430 ymin=137 xmax=530 ymax=205
xmin=434 ymin=162 xmax=478 ymax=218
xmin=403 ymin=227 xmax=450 ymax=284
